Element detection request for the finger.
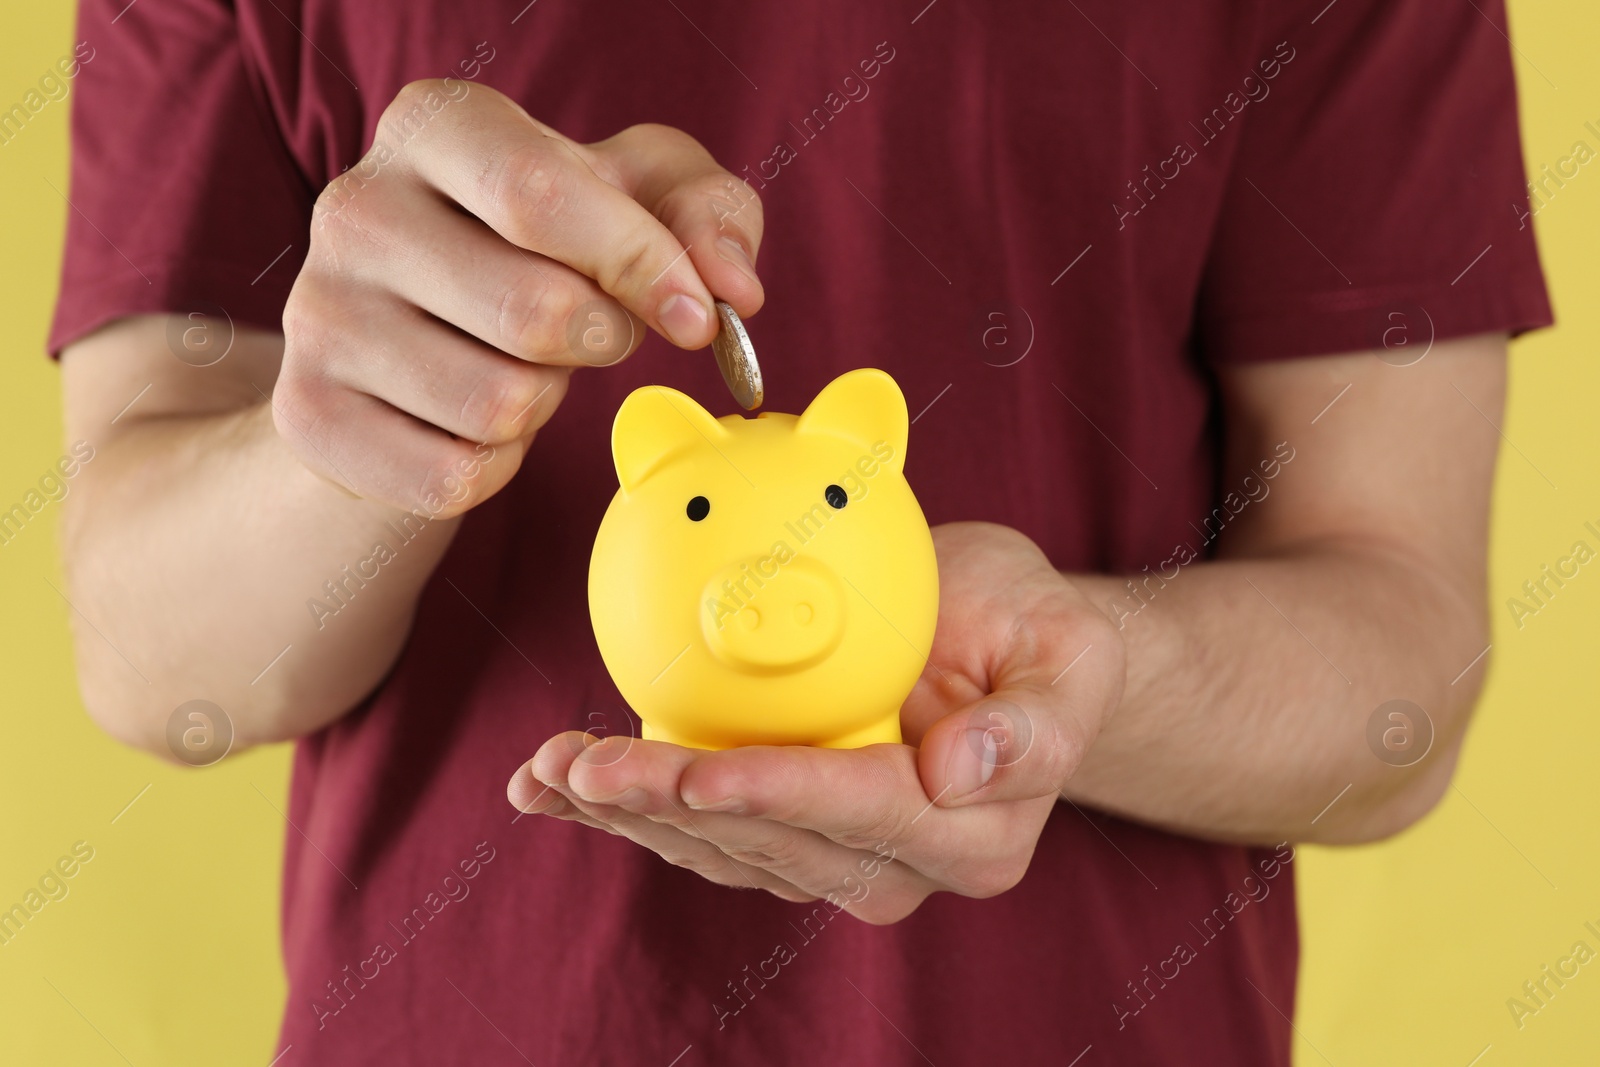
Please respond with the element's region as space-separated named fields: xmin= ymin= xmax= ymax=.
xmin=557 ymin=737 xmax=883 ymax=884
xmin=678 ymin=744 xmax=950 ymax=854
xmin=627 ymin=800 xmax=929 ymax=922
xmin=547 ymin=734 xmax=840 ymax=903
xmin=692 ymin=742 xmax=1060 ymax=903
xmin=528 ymin=729 xmax=630 ymax=794
xmin=546 ymin=777 xmax=814 ymax=901
xmin=271 ymin=328 xmax=532 ymax=518
xmin=611 ymin=814 xmax=818 ymax=903
xmin=329 ymin=297 xmax=572 ymax=444
xmin=557 ymin=738 xmax=917 ymax=914
xmin=561 ymin=733 xmax=699 ymax=806
xmin=592 ymin=124 xmax=765 ymax=319
xmin=508 ymin=757 xmax=572 ymax=814
xmin=917 ymin=614 xmax=1122 ymax=808
xmin=569 ymin=737 xmax=1042 ymax=909
xmin=676 ymin=744 xmax=1049 ymax=902
xmin=506 ymin=761 xmax=616 ymax=831
xmin=389 ymin=85 xmax=718 ymax=349
xmin=326 ymin=176 xmax=644 ymax=368
xmin=529 ymin=732 xmax=712 ymax=839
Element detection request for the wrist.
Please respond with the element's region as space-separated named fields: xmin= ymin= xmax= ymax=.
xmin=1054 ymin=572 xmax=1138 ymax=780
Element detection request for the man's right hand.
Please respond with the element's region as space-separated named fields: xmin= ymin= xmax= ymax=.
xmin=274 ymin=80 xmax=766 ymax=517
xmin=58 ymin=81 xmax=764 ymax=754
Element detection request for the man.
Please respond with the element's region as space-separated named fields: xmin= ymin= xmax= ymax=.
xmin=52 ymin=0 xmax=1548 ymax=1062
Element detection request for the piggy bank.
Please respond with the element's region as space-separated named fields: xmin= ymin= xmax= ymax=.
xmin=588 ymin=368 xmax=939 ymax=750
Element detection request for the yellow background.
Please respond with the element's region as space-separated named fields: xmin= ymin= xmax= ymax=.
xmin=1 ymin=4 xmax=1594 ymax=1064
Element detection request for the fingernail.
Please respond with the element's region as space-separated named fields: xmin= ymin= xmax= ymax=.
xmin=715 ymin=236 xmax=760 ymax=285
xmin=658 ymin=292 xmax=709 ymax=347
xmin=685 ymin=793 xmax=745 ymax=814
xmin=948 ymin=728 xmax=999 ymax=799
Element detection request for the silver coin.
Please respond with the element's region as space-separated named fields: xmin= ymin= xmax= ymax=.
xmin=711 ymin=300 xmax=763 ymax=410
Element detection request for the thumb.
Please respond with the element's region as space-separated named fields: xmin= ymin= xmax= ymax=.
xmin=913 ymin=561 xmax=1126 ymax=807
xmin=916 ymin=688 xmax=1085 ymax=807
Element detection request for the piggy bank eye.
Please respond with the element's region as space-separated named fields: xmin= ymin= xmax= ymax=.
xmin=824 ymin=484 xmax=848 ymax=509
xmin=686 ymin=495 xmax=711 ymax=522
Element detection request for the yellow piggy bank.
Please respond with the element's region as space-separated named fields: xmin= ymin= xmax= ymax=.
xmin=588 ymin=368 xmax=939 ymax=750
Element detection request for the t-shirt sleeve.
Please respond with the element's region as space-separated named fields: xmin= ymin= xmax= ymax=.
xmin=1196 ymin=0 xmax=1552 ymax=363
xmin=47 ymin=0 xmax=314 ymax=355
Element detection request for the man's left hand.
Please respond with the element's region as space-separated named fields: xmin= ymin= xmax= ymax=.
xmin=506 ymin=521 xmax=1126 ymax=923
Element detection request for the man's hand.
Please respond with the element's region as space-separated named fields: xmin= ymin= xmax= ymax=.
xmin=275 ymin=80 xmax=765 ymax=515
xmin=506 ymin=523 xmax=1126 ymax=922
xmin=59 ymin=82 xmax=766 ymax=753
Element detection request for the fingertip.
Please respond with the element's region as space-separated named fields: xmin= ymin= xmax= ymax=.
xmin=922 ymin=696 xmax=1064 ymax=807
xmin=657 ymin=291 xmax=716 ymax=348
xmin=917 ymin=703 xmax=1015 ymax=807
xmin=707 ymin=236 xmax=765 ymax=317
xmin=507 ymin=759 xmax=557 ymax=813
xmin=913 ymin=716 xmax=967 ymax=807
xmin=529 ymin=729 xmax=595 ymax=789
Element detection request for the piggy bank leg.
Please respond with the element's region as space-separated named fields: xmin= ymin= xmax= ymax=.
xmin=818 ymin=714 xmax=903 ymax=749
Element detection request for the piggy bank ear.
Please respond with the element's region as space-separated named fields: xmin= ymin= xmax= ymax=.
xmin=796 ymin=368 xmax=909 ymax=469
xmin=611 ymin=385 xmax=729 ymax=492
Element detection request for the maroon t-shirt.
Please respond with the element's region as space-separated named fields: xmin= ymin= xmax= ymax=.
xmin=53 ymin=0 xmax=1550 ymax=1062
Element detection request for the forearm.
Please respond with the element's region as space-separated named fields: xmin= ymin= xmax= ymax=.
xmin=1066 ymin=545 xmax=1485 ymax=845
xmin=62 ymin=401 xmax=459 ymax=756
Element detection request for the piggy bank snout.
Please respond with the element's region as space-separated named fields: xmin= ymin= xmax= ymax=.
xmin=700 ymin=555 xmax=844 ymax=673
